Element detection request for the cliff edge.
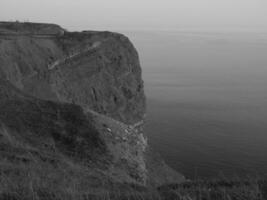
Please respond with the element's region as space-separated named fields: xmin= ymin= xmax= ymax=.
xmin=0 ymin=22 xmax=184 ymax=198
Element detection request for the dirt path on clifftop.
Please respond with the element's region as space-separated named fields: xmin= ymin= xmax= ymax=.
xmin=47 ymin=41 xmax=102 ymax=70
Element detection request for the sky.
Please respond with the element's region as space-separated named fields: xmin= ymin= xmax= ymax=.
xmin=1 ymin=0 xmax=267 ymax=31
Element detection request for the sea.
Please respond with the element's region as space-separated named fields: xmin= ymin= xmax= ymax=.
xmin=123 ymin=30 xmax=267 ymax=178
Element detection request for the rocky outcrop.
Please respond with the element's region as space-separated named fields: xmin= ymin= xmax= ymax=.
xmin=0 ymin=22 xmax=184 ymax=192
xmin=0 ymin=24 xmax=145 ymax=124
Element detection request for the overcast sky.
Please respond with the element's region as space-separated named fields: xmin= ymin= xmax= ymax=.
xmin=1 ymin=0 xmax=267 ymax=31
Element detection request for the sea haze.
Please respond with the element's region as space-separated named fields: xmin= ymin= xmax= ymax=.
xmin=124 ymin=30 xmax=267 ymax=178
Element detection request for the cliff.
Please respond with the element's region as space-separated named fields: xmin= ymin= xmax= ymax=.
xmin=0 ymin=22 xmax=184 ymax=198
xmin=0 ymin=23 xmax=145 ymax=124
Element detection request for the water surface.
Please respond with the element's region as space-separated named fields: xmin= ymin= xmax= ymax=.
xmin=124 ymin=31 xmax=267 ymax=178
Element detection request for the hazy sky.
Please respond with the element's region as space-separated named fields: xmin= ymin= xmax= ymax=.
xmin=1 ymin=0 xmax=267 ymax=31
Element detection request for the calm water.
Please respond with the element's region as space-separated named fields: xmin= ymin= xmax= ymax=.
xmin=124 ymin=30 xmax=267 ymax=178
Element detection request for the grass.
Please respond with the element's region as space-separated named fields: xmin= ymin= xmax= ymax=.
xmin=0 ymin=162 xmax=152 ymax=200
xmin=158 ymin=177 xmax=267 ymax=200
xmin=0 ymin=160 xmax=266 ymax=200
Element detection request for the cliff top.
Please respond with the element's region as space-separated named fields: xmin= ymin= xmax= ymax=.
xmin=0 ymin=21 xmax=65 ymax=35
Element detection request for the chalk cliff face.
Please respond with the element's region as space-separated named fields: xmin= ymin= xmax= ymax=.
xmin=0 ymin=22 xmax=184 ymax=193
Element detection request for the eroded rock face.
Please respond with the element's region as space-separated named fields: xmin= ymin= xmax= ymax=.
xmin=50 ymin=32 xmax=146 ymax=124
xmin=0 ymin=26 xmax=145 ymax=125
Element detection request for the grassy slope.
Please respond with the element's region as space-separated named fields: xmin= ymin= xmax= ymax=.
xmin=0 ymin=80 xmax=149 ymax=199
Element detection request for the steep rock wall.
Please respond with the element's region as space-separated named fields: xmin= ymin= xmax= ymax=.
xmin=0 ymin=26 xmax=145 ymax=124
